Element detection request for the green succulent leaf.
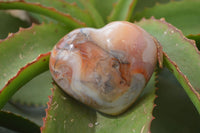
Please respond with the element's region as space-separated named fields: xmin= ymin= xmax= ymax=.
xmin=133 ymin=0 xmax=200 ymax=35
xmin=11 ymin=71 xmax=52 ymax=106
xmin=0 ymin=53 xmax=50 ymax=109
xmin=0 ymin=23 xmax=70 ymax=109
xmin=136 ymin=18 xmax=200 ymax=113
xmin=108 ymin=0 xmax=138 ymax=22
xmin=0 ymin=11 xmax=30 ymax=39
xmin=25 ymin=0 xmax=95 ymax=27
xmin=134 ymin=0 xmax=174 ymax=13
xmin=2 ymin=102 xmax=45 ymax=126
xmin=151 ymin=68 xmax=200 ymax=133
xmin=0 ymin=1 xmax=85 ymax=28
xmin=79 ymin=0 xmax=105 ymax=28
xmin=63 ymin=0 xmax=95 ymax=9
xmin=41 ymin=74 xmax=156 ymax=133
xmin=92 ymin=0 xmax=118 ymax=22
xmin=0 ymin=111 xmax=40 ymax=133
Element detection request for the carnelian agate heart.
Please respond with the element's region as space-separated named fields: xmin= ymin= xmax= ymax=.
xmin=49 ymin=21 xmax=158 ymax=115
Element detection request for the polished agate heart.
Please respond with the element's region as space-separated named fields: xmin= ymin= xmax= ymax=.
xmin=49 ymin=21 xmax=160 ymax=115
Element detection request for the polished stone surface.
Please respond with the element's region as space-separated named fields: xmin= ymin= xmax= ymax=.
xmin=49 ymin=21 xmax=158 ymax=115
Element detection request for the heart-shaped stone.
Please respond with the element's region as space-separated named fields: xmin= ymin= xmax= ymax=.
xmin=49 ymin=21 xmax=159 ymax=115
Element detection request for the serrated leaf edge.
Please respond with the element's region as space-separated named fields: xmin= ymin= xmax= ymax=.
xmin=40 ymin=86 xmax=54 ymax=132
xmin=148 ymin=68 xmax=161 ymax=133
xmin=163 ymin=52 xmax=200 ymax=103
xmin=137 ymin=17 xmax=200 ymax=112
xmin=136 ymin=16 xmax=200 ymax=57
xmin=0 ymin=51 xmax=50 ymax=93
xmin=0 ymin=0 xmax=86 ymax=27
xmin=151 ymin=16 xmax=200 ymax=95
xmin=0 ymin=22 xmax=37 ymax=43
xmin=0 ymin=52 xmax=50 ymax=109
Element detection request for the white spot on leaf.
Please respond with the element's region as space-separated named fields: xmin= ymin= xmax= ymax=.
xmin=53 ymin=104 xmax=58 ymax=110
xmin=131 ymin=115 xmax=136 ymax=121
xmin=3 ymin=73 xmax=7 ymax=77
xmin=95 ymin=122 xmax=99 ymax=126
xmin=19 ymin=53 xmax=23 ymax=60
xmin=143 ymin=104 xmax=147 ymax=114
xmin=140 ymin=125 xmax=145 ymax=133
xmin=70 ymin=119 xmax=74 ymax=122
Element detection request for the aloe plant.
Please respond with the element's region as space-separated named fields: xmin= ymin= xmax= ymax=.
xmin=0 ymin=0 xmax=199 ymax=133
